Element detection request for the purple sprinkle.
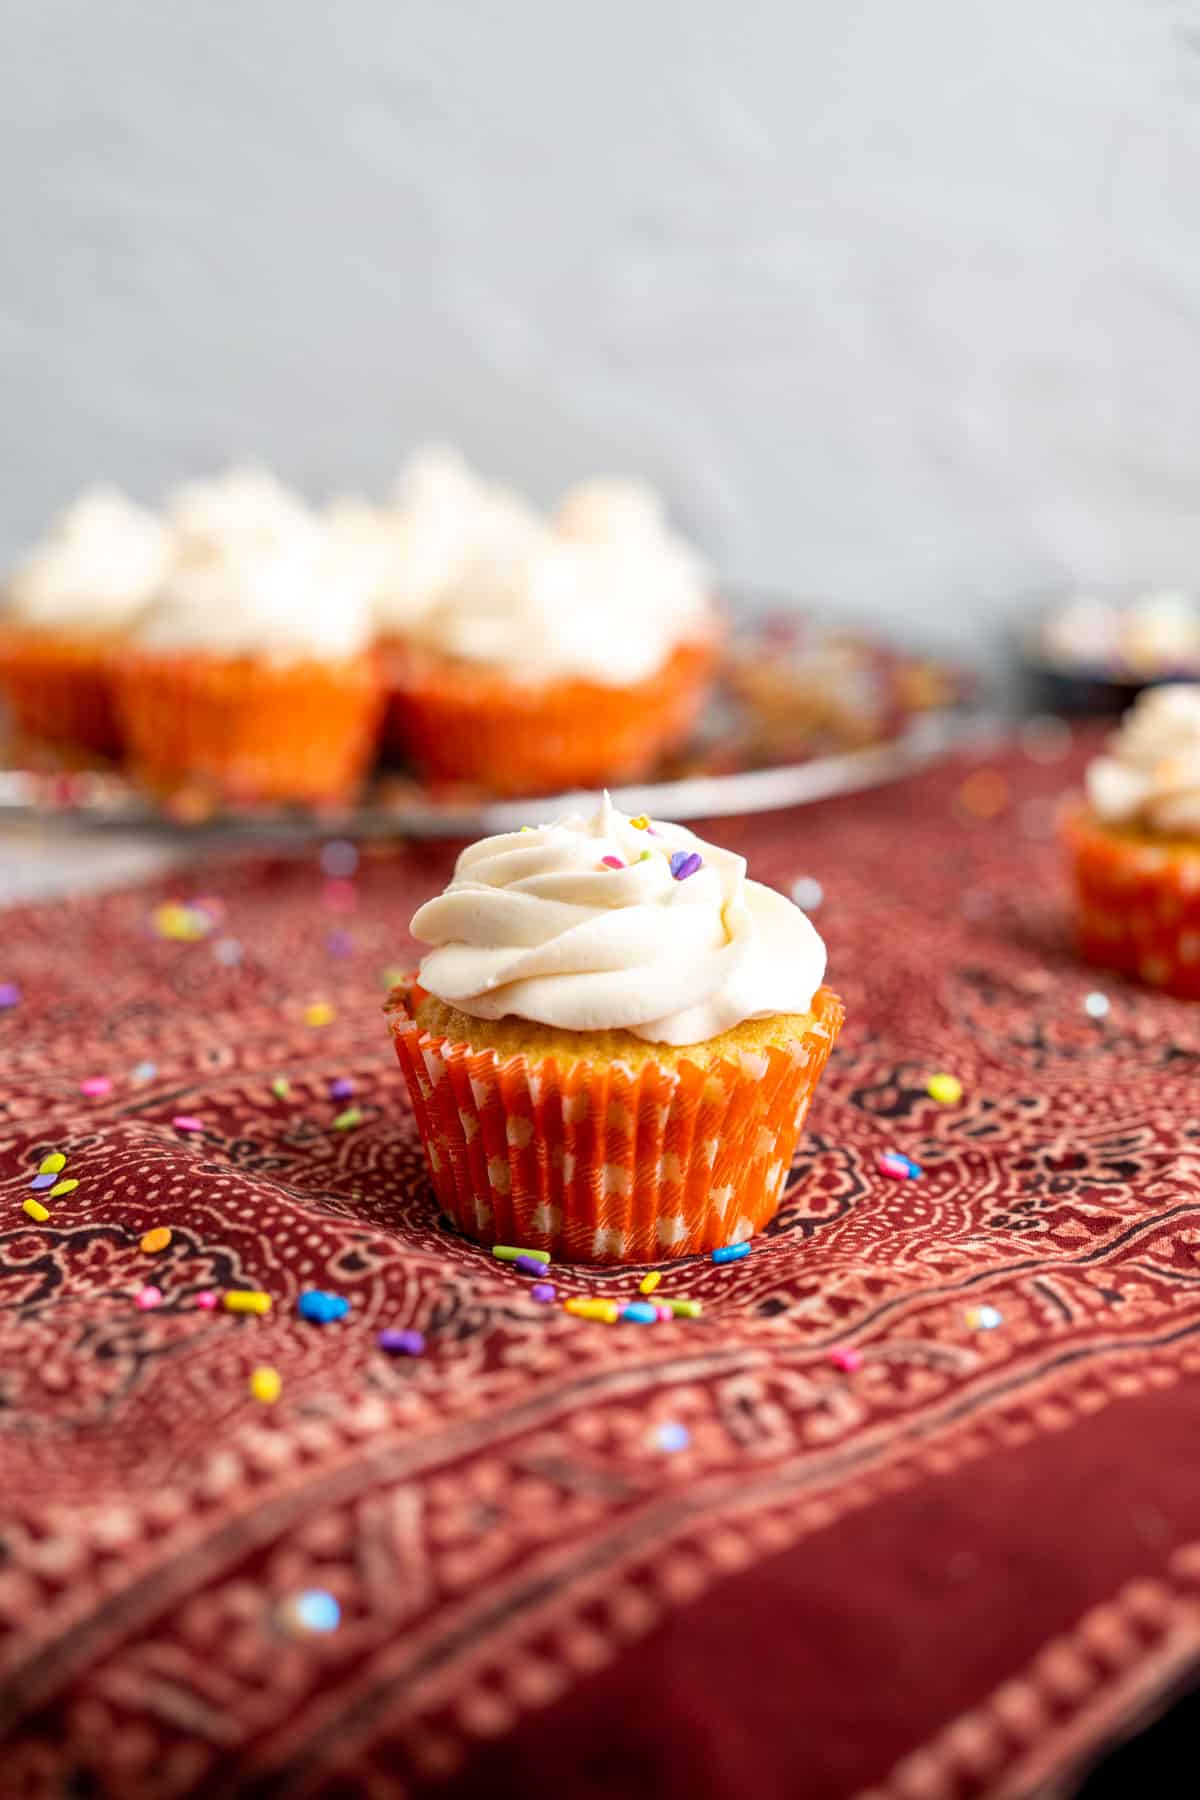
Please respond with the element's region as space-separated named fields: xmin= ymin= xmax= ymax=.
xmin=530 ymin=1282 xmax=557 ymax=1303
xmin=29 ymin=1173 xmax=56 ymax=1191
xmin=329 ymin=1077 xmax=355 ymax=1100
xmin=514 ymin=1255 xmax=546 ymax=1276
xmin=0 ymin=983 xmax=21 ymax=1009
xmin=378 ymin=1328 xmax=425 ymax=1356
xmin=326 ymin=929 xmax=353 ymax=958
xmin=669 ymin=851 xmax=703 ymax=882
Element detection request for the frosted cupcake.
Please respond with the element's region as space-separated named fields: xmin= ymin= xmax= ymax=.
xmin=386 ymin=473 xmax=720 ymax=796
xmin=0 ymin=488 xmax=173 ymax=756
xmin=1065 ymin=683 xmax=1200 ymax=996
xmin=114 ymin=469 xmax=382 ymax=806
xmin=386 ymin=796 xmax=843 ymax=1262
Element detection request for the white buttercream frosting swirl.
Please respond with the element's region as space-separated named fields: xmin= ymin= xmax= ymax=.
xmin=411 ymin=796 xmax=827 ymax=1045
xmin=1086 ymin=683 xmax=1200 ymax=836
xmin=411 ymin=476 xmax=712 ymax=685
xmin=136 ymin=466 xmax=373 ymax=664
xmin=4 ymin=487 xmax=173 ymax=633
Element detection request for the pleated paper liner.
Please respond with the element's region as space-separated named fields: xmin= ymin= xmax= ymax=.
xmin=1065 ymin=805 xmax=1200 ymax=999
xmin=387 ymin=978 xmax=845 ymax=1264
xmin=113 ymin=649 xmax=384 ymax=807
xmin=0 ymin=626 xmax=124 ymax=758
xmin=379 ymin=634 xmax=719 ymax=797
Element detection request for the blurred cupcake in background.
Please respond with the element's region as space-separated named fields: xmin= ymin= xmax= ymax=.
xmin=0 ymin=487 xmax=173 ymax=756
xmin=1065 ymin=683 xmax=1200 ymax=997
xmin=339 ymin=445 xmax=544 ymax=757
xmin=387 ymin=470 xmax=720 ymax=796
xmin=114 ymin=467 xmax=382 ymax=807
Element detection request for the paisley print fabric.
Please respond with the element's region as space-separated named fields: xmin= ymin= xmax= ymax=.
xmin=3 ymin=733 xmax=1200 ymax=1798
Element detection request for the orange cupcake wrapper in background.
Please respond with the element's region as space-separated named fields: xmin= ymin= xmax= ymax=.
xmin=114 ymin=650 xmax=383 ymax=807
xmin=387 ymin=979 xmax=845 ymax=1264
xmin=381 ymin=636 xmax=718 ymax=797
xmin=1065 ymin=807 xmax=1200 ymax=999
xmin=0 ymin=627 xmax=122 ymax=758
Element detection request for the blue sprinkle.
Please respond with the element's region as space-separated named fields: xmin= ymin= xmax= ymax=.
xmin=655 ymin=1421 xmax=691 ymax=1453
xmin=712 ymin=1242 xmax=751 ymax=1264
xmin=621 ymin=1301 xmax=659 ymax=1324
xmin=669 ymin=850 xmax=703 ymax=881
xmin=320 ymin=840 xmax=359 ymax=879
xmin=293 ymin=1589 xmax=341 ymax=1633
xmin=29 ymin=1173 xmax=56 ymax=1191
xmin=132 ymin=1060 xmax=157 ymax=1082
xmin=298 ymin=1289 xmax=350 ymax=1324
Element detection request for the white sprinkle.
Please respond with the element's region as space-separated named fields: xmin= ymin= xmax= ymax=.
xmin=1083 ymin=991 xmax=1110 ymax=1020
xmin=791 ymin=876 xmax=824 ymax=911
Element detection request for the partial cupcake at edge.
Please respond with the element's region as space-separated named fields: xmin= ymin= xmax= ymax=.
xmin=1065 ymin=682 xmax=1200 ymax=997
xmin=0 ymin=488 xmax=173 ymax=757
xmin=386 ymin=794 xmax=843 ymax=1263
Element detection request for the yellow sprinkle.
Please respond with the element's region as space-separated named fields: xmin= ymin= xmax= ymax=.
xmin=564 ymin=1297 xmax=620 ymax=1323
xmin=250 ymin=1366 xmax=281 ymax=1403
xmin=639 ymin=1271 xmax=662 ymax=1295
xmin=927 ymin=1073 xmax=963 ymax=1105
xmin=38 ymin=1152 xmax=66 ymax=1175
xmin=23 ymin=1198 xmax=49 ymax=1222
xmin=224 ymin=1290 xmax=272 ymax=1315
xmin=630 ymin=815 xmax=650 ymax=830
xmin=140 ymin=1226 xmax=172 ymax=1254
xmin=47 ymin=1179 xmax=78 ymax=1198
xmin=304 ymin=1001 xmax=335 ymax=1027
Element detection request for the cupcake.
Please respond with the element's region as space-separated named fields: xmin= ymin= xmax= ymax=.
xmin=114 ymin=468 xmax=382 ymax=807
xmin=0 ymin=487 xmax=173 ymax=757
xmin=1065 ymin=683 xmax=1200 ymax=996
xmin=384 ymin=469 xmax=720 ymax=796
xmin=386 ymin=796 xmax=843 ymax=1262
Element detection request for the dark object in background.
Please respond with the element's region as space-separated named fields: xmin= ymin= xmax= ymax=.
xmin=1020 ymin=589 xmax=1200 ymax=715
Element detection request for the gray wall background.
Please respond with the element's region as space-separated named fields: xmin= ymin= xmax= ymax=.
xmin=4 ymin=0 xmax=1200 ymax=660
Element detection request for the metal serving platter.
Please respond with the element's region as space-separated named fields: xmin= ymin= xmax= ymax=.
xmin=0 ymin=614 xmax=969 ymax=841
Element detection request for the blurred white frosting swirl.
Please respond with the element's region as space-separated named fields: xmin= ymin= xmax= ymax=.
xmin=4 ymin=488 xmax=173 ymax=633
xmin=411 ymin=795 xmax=826 ymax=1045
xmin=136 ymin=465 xmax=373 ymax=663
xmin=1087 ymin=683 xmax=1200 ymax=836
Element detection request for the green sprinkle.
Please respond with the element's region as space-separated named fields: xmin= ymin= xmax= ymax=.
xmin=668 ymin=1298 xmax=702 ymax=1318
xmin=492 ymin=1245 xmax=550 ymax=1264
xmin=271 ymin=1077 xmax=291 ymax=1099
xmin=332 ymin=1107 xmax=363 ymax=1132
xmin=47 ymin=1179 xmax=78 ymax=1198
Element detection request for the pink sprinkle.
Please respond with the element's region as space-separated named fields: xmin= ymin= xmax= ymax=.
xmin=323 ymin=878 xmax=358 ymax=913
xmin=600 ymin=855 xmax=624 ymax=870
xmin=172 ymin=1115 xmax=204 ymax=1133
xmin=79 ymin=1076 xmax=112 ymax=1097
xmin=136 ymin=1285 xmax=163 ymax=1311
xmin=194 ymin=1290 xmax=217 ymax=1310
xmin=829 ymin=1346 xmax=863 ymax=1373
xmin=877 ymin=1152 xmax=911 ymax=1180
xmin=655 ymin=1304 xmax=674 ymax=1321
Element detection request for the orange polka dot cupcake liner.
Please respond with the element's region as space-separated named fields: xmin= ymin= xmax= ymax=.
xmin=1065 ymin=806 xmax=1200 ymax=999
xmin=380 ymin=636 xmax=718 ymax=797
xmin=113 ymin=649 xmax=383 ymax=808
xmin=0 ymin=626 xmax=124 ymax=758
xmin=386 ymin=978 xmax=845 ymax=1264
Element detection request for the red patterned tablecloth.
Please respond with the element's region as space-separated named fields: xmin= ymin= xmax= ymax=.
xmin=4 ymin=737 xmax=1200 ymax=1799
